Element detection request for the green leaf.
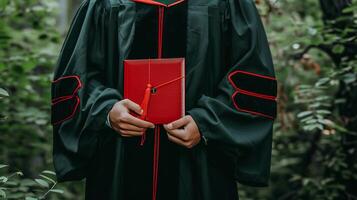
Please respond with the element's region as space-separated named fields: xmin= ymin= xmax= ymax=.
xmin=0 ymin=88 xmax=9 ymax=97
xmin=25 ymin=197 xmax=39 ymax=200
xmin=0 ymin=165 xmax=8 ymax=169
xmin=297 ymin=111 xmax=313 ymax=118
xmin=332 ymin=44 xmax=345 ymax=54
xmin=316 ymin=110 xmax=331 ymax=115
xmin=16 ymin=171 xmax=24 ymax=176
xmin=0 ymin=176 xmax=8 ymax=183
xmin=41 ymin=170 xmax=56 ymax=176
xmin=39 ymin=174 xmax=55 ymax=184
xmin=50 ymin=189 xmax=64 ymax=194
xmin=0 ymin=189 xmax=6 ymax=198
xmin=34 ymin=179 xmax=49 ymax=188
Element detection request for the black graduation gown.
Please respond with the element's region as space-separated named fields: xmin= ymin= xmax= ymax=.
xmin=50 ymin=0 xmax=277 ymax=199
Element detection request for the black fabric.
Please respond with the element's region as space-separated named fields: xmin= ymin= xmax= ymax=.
xmin=122 ymin=127 xmax=180 ymax=200
xmin=51 ymin=76 xmax=81 ymax=100
xmin=51 ymin=95 xmax=79 ymax=125
xmin=162 ymin=2 xmax=187 ymax=58
xmin=232 ymin=92 xmax=277 ymax=119
xmin=229 ymin=71 xmax=277 ymax=97
xmin=122 ymin=3 xmax=187 ymax=200
xmin=156 ymin=0 xmax=178 ymax=5
xmin=128 ymin=1 xmax=187 ymax=59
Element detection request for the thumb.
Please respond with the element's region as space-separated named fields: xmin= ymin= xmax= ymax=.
xmin=166 ymin=116 xmax=190 ymax=130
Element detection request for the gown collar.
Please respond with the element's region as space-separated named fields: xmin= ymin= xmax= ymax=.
xmin=130 ymin=0 xmax=186 ymax=7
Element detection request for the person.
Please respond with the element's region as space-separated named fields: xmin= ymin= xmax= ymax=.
xmin=50 ymin=0 xmax=278 ymax=199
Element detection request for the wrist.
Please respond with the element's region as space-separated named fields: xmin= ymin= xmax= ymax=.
xmin=188 ymin=114 xmax=208 ymax=146
xmin=105 ymin=113 xmax=112 ymax=128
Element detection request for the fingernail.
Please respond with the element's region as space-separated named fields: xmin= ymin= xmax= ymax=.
xmin=151 ymin=125 xmax=155 ymax=129
xmin=140 ymin=109 xmax=143 ymax=114
xmin=167 ymin=123 xmax=172 ymax=129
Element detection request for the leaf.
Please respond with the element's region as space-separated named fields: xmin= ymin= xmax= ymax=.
xmin=25 ymin=197 xmax=39 ymax=200
xmin=297 ymin=111 xmax=313 ymax=118
xmin=0 ymin=165 xmax=8 ymax=169
xmin=0 ymin=88 xmax=9 ymax=97
xmin=16 ymin=171 xmax=24 ymax=176
xmin=0 ymin=176 xmax=8 ymax=183
xmin=41 ymin=170 xmax=56 ymax=176
xmin=332 ymin=44 xmax=345 ymax=54
xmin=316 ymin=110 xmax=331 ymax=115
xmin=50 ymin=189 xmax=64 ymax=194
xmin=0 ymin=189 xmax=6 ymax=198
xmin=39 ymin=174 xmax=55 ymax=184
xmin=34 ymin=179 xmax=49 ymax=188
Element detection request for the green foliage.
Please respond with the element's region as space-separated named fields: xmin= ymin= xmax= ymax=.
xmin=239 ymin=0 xmax=357 ymax=200
xmin=0 ymin=0 xmax=84 ymax=199
xmin=0 ymin=164 xmax=64 ymax=199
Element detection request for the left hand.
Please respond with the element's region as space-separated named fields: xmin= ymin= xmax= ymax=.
xmin=163 ymin=115 xmax=201 ymax=149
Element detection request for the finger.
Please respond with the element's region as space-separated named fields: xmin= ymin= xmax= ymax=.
xmin=165 ymin=116 xmax=190 ymax=130
xmin=123 ymin=99 xmax=143 ymax=115
xmin=120 ymin=134 xmax=136 ymax=138
xmin=167 ymin=133 xmax=187 ymax=147
xmin=165 ymin=128 xmax=188 ymax=141
xmin=122 ymin=113 xmax=155 ymax=129
xmin=119 ymin=129 xmax=144 ymax=136
xmin=119 ymin=123 xmax=146 ymax=132
xmin=112 ymin=127 xmax=135 ymax=137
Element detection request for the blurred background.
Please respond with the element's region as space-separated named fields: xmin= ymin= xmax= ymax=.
xmin=0 ymin=0 xmax=356 ymax=199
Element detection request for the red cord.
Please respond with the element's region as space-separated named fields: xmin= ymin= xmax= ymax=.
xmin=152 ymin=125 xmax=160 ymax=200
xmin=158 ymin=7 xmax=164 ymax=58
xmin=141 ymin=6 xmax=165 ymax=200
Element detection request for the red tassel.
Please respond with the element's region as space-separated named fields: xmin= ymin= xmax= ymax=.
xmin=139 ymin=83 xmax=152 ymax=146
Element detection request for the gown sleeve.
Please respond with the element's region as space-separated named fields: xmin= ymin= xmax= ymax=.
xmin=51 ymin=0 xmax=122 ymax=181
xmin=187 ymin=0 xmax=277 ymax=186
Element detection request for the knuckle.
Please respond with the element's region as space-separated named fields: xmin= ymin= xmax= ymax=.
xmin=120 ymin=113 xmax=129 ymax=121
xmin=187 ymin=142 xmax=195 ymax=149
xmin=145 ymin=123 xmax=153 ymax=128
xmin=183 ymin=134 xmax=190 ymax=141
xmin=125 ymin=99 xmax=133 ymax=105
xmin=121 ymin=99 xmax=129 ymax=105
xmin=118 ymin=123 xmax=126 ymax=129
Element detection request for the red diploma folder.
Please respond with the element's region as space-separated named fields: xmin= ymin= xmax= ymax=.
xmin=124 ymin=58 xmax=185 ymax=124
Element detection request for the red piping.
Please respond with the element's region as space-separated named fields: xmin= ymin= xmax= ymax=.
xmin=229 ymin=69 xmax=277 ymax=81
xmin=137 ymin=5 xmax=168 ymax=200
xmin=131 ymin=0 xmax=185 ymax=7
xmin=235 ymin=88 xmax=276 ymax=100
xmin=152 ymin=125 xmax=160 ymax=200
xmin=51 ymin=75 xmax=82 ymax=102
xmin=227 ymin=70 xmax=277 ymax=119
xmin=231 ymin=90 xmax=276 ymax=119
xmin=129 ymin=2 xmax=184 ymax=198
xmin=157 ymin=7 xmax=164 ymax=58
xmin=51 ymin=96 xmax=80 ymax=125
xmin=227 ymin=70 xmax=277 ymax=100
xmin=51 ymin=75 xmax=82 ymax=125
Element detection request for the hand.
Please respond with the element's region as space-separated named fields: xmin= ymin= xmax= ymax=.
xmin=163 ymin=115 xmax=201 ymax=149
xmin=109 ymin=99 xmax=155 ymax=137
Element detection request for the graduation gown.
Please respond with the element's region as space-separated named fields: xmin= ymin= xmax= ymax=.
xmin=50 ymin=0 xmax=277 ymax=199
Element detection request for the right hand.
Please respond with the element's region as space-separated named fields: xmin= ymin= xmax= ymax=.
xmin=108 ymin=99 xmax=155 ymax=137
